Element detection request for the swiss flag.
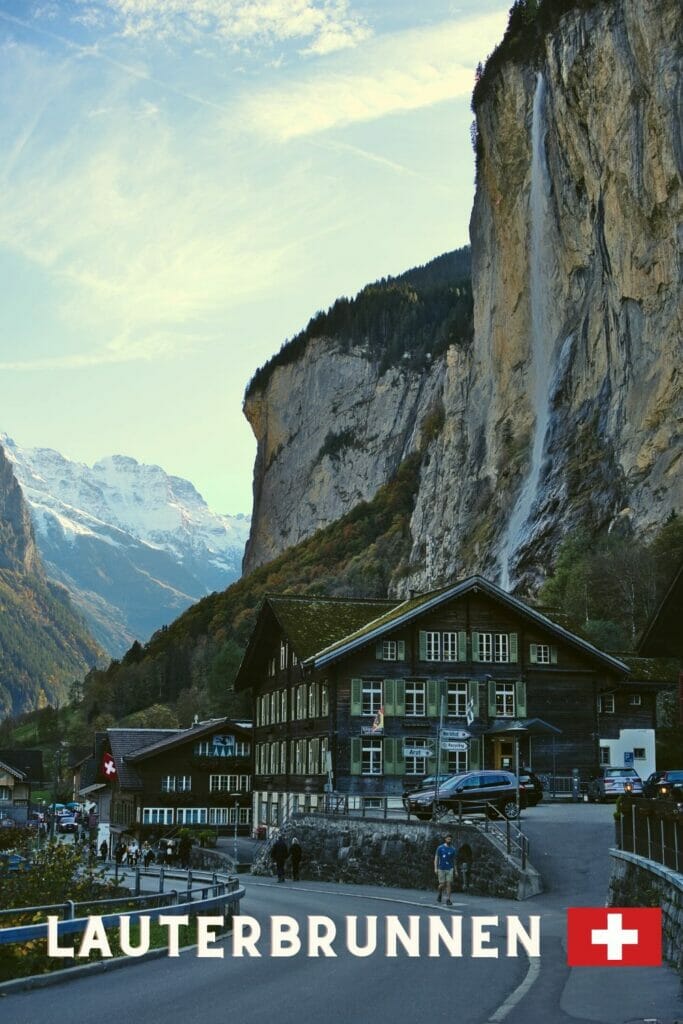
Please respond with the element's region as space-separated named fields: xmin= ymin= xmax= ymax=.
xmin=567 ymin=908 xmax=661 ymax=967
xmin=101 ymin=751 xmax=118 ymax=782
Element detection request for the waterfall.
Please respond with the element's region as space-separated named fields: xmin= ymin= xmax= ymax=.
xmin=499 ymin=72 xmax=553 ymax=591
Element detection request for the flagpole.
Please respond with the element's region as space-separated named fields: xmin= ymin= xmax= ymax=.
xmin=433 ymin=691 xmax=445 ymax=821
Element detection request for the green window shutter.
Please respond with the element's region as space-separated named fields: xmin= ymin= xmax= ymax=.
xmin=384 ymin=738 xmax=401 ymax=776
xmin=427 ymin=679 xmax=439 ymax=717
xmin=375 ymin=642 xmax=384 ymax=660
xmin=529 ymin=644 xmax=538 ymax=664
xmin=350 ymin=738 xmax=361 ymax=775
xmin=458 ymin=631 xmax=468 ymax=662
xmin=419 ymin=631 xmax=427 ymax=660
xmin=550 ymin=646 xmax=558 ymax=665
xmin=487 ymin=679 xmax=497 ymax=717
xmin=467 ymin=679 xmax=480 ymax=717
xmin=397 ymin=640 xmax=406 ymax=661
xmin=471 ymin=631 xmax=480 ymax=662
xmin=351 ymin=678 xmax=362 ymax=716
xmin=395 ymin=678 xmax=405 ymax=716
xmin=509 ymin=633 xmax=518 ymax=663
xmin=516 ymin=680 xmax=527 ymax=718
xmin=469 ymin=740 xmax=480 ymax=770
xmin=383 ymin=679 xmax=395 ymax=716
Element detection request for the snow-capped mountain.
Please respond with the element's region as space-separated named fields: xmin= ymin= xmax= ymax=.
xmin=1 ymin=435 xmax=250 ymax=656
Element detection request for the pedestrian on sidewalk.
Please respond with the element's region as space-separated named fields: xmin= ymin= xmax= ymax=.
xmin=99 ymin=839 xmax=108 ymax=862
xmin=289 ymin=837 xmax=302 ymax=880
xmin=271 ymin=834 xmax=288 ymax=882
xmin=434 ymin=833 xmax=457 ymax=907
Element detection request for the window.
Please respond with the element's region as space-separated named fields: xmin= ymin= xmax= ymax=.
xmin=280 ymin=691 xmax=288 ymax=722
xmin=494 ymin=634 xmax=509 ymax=663
xmin=161 ymin=775 xmax=175 ymax=792
xmin=447 ymin=682 xmax=467 ymax=717
xmin=210 ymin=774 xmax=241 ymax=792
xmin=269 ymin=743 xmax=279 ymax=774
xmin=599 ymin=746 xmax=611 ymax=765
xmin=321 ymin=683 xmax=329 ymax=716
xmin=442 ymin=632 xmax=458 ymax=661
xmin=236 ymin=741 xmax=250 ymax=757
xmin=270 ymin=692 xmax=278 ymax=723
xmin=382 ymin=640 xmax=397 ymax=661
xmin=161 ymin=775 xmax=191 ymax=792
xmin=362 ymin=681 xmax=383 ymax=716
xmin=405 ymin=681 xmax=426 ymax=717
xmin=280 ymin=641 xmax=288 ymax=670
xmin=0 ymin=786 xmax=10 ymax=802
xmin=495 ymin=682 xmax=515 ymax=717
xmin=296 ymin=685 xmax=306 ymax=720
xmin=629 ymin=695 xmax=642 ymax=706
xmin=239 ymin=807 xmax=251 ymax=824
xmin=142 ymin=807 xmax=174 ymax=826
xmin=598 ymin=695 xmax=615 ymax=714
xmin=268 ymin=656 xmax=276 ymax=678
xmin=280 ymin=741 xmax=287 ymax=774
xmin=446 ymin=749 xmax=469 ymax=774
xmin=425 ymin=632 xmax=441 ymax=661
xmin=209 ymin=808 xmax=230 ymax=825
xmin=308 ymin=682 xmax=317 ymax=718
xmin=404 ymin=738 xmax=430 ymax=775
xmin=478 ymin=633 xmax=493 ymax=662
xmin=361 ymin=739 xmax=383 ymax=775
xmin=320 ymin=736 xmax=329 ymax=775
xmin=536 ymin=644 xmax=551 ymax=664
xmin=176 ymin=807 xmax=207 ymax=825
xmin=633 ymin=748 xmax=646 ymax=760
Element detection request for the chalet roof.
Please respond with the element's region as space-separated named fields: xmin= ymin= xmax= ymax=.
xmin=0 ymin=758 xmax=26 ymax=780
xmin=126 ymin=718 xmax=251 ymax=763
xmin=638 ymin=561 xmax=683 ymax=658
xmin=107 ymin=729 xmax=181 ymax=789
xmin=0 ymin=750 xmax=43 ymax=782
xmin=308 ymin=576 xmax=629 ymax=675
xmin=268 ymin=595 xmax=396 ymax=660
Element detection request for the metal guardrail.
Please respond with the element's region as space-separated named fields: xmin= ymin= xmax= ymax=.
xmin=0 ymin=868 xmax=243 ymax=946
xmin=616 ymin=803 xmax=682 ymax=874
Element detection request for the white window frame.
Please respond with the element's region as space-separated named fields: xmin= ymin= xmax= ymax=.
xmin=598 ymin=694 xmax=615 ymax=714
xmin=239 ymin=807 xmax=251 ymax=824
xmin=236 ymin=741 xmax=250 ymax=757
xmin=404 ymin=738 xmax=430 ymax=775
xmin=495 ymin=682 xmax=515 ymax=717
xmin=160 ymin=775 xmax=176 ymax=792
xmin=633 ymin=747 xmax=646 ymax=760
xmin=405 ymin=680 xmax=426 ymax=717
xmin=321 ymin=683 xmax=329 ymax=717
xmin=280 ymin=641 xmax=288 ymax=670
xmin=280 ymin=691 xmax=288 ymax=722
xmin=142 ymin=807 xmax=174 ymax=826
xmin=442 ymin=632 xmax=458 ymax=662
xmin=628 ymin=695 xmax=642 ymax=706
xmin=425 ymin=631 xmax=441 ymax=661
xmin=176 ymin=807 xmax=207 ymax=826
xmin=209 ymin=808 xmax=230 ymax=825
xmin=494 ymin=634 xmax=509 ymax=663
xmin=478 ymin=632 xmax=493 ymax=662
xmin=382 ymin=640 xmax=397 ymax=661
xmin=361 ymin=739 xmax=383 ymax=775
xmin=535 ymin=644 xmax=551 ymax=665
xmin=447 ymin=682 xmax=467 ymax=718
xmin=362 ymin=681 xmax=383 ymax=716
xmin=446 ymin=749 xmax=469 ymax=774
xmin=176 ymin=775 xmax=192 ymax=793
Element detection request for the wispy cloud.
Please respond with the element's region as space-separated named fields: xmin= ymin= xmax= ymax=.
xmin=98 ymin=0 xmax=370 ymax=54
xmin=242 ymin=11 xmax=508 ymax=140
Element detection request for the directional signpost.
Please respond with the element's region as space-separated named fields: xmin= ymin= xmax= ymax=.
xmin=441 ymin=741 xmax=469 ymax=752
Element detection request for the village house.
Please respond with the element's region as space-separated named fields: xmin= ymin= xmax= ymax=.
xmin=234 ymin=576 xmax=660 ymax=827
xmin=75 ymin=718 xmax=253 ymax=846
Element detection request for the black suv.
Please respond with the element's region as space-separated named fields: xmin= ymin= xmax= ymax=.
xmin=403 ymin=770 xmax=526 ymax=820
xmin=643 ymin=770 xmax=683 ymax=801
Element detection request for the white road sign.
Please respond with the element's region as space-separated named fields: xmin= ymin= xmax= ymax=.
xmin=441 ymin=728 xmax=471 ymax=741
xmin=441 ymin=741 xmax=469 ymax=752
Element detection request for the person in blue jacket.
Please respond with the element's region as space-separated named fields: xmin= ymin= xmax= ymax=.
xmin=434 ymin=834 xmax=458 ymax=906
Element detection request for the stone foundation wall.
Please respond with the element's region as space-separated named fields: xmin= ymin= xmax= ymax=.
xmin=608 ymin=850 xmax=683 ymax=974
xmin=252 ymin=816 xmax=540 ymax=900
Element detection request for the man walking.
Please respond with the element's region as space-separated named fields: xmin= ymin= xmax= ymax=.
xmin=434 ymin=833 xmax=457 ymax=906
xmin=271 ymin=833 xmax=288 ymax=882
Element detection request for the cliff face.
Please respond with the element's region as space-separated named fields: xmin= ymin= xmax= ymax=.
xmin=243 ymin=0 xmax=681 ymax=591
xmin=0 ymin=444 xmax=39 ymax=575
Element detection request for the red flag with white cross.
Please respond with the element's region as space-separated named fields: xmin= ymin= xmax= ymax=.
xmin=567 ymin=908 xmax=661 ymax=966
xmin=101 ymin=750 xmax=118 ymax=782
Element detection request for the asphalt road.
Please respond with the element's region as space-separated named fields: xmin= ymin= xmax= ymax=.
xmin=1 ymin=803 xmax=681 ymax=1024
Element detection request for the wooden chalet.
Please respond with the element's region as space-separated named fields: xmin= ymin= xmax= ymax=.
xmin=76 ymin=718 xmax=253 ymax=843
xmin=234 ymin=576 xmax=659 ymax=826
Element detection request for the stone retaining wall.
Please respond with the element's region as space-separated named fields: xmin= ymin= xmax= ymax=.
xmin=252 ymin=816 xmax=541 ymax=900
xmin=608 ymin=849 xmax=683 ymax=974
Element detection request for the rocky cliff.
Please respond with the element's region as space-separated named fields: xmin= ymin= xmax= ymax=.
xmin=0 ymin=443 xmax=103 ymax=717
xmin=243 ymin=0 xmax=681 ymax=593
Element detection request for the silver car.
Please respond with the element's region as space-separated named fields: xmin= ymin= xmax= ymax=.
xmin=587 ymin=767 xmax=643 ymax=801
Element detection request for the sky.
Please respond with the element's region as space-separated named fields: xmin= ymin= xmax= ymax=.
xmin=0 ymin=0 xmax=509 ymax=515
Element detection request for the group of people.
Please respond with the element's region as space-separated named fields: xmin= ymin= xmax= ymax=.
xmin=270 ymin=835 xmax=302 ymax=882
xmin=111 ymin=838 xmax=156 ymax=868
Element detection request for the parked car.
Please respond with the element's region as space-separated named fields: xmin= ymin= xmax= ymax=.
xmin=519 ymin=770 xmax=544 ymax=806
xmin=0 ymin=817 xmax=16 ymax=828
xmin=587 ymin=767 xmax=643 ymax=802
xmin=403 ymin=770 xmax=527 ymax=820
xmin=57 ymin=815 xmax=79 ymax=833
xmin=643 ymin=770 xmax=683 ymax=801
xmin=402 ymin=774 xmax=456 ymax=798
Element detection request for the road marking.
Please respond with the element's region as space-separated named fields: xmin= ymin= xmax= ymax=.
xmin=247 ymin=880 xmax=465 ymax=911
xmin=486 ymin=952 xmax=541 ymax=1022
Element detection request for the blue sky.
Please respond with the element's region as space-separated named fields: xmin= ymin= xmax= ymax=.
xmin=0 ymin=0 xmax=509 ymax=514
